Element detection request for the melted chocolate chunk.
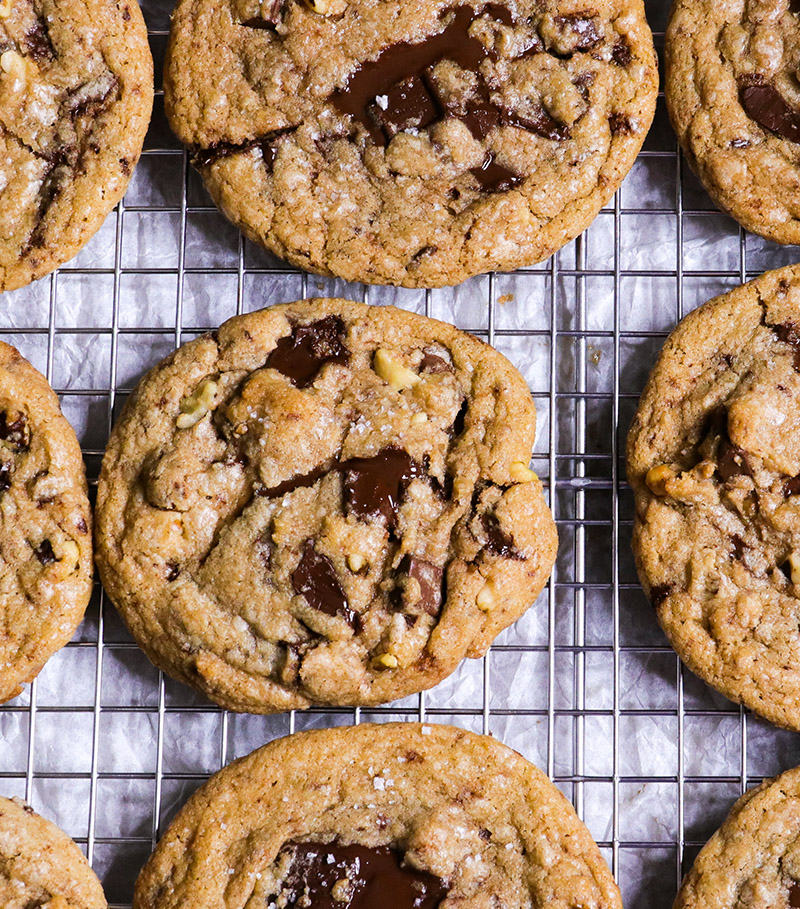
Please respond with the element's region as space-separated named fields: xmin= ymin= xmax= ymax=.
xmin=456 ymin=95 xmax=502 ymax=139
xmin=785 ymin=475 xmax=800 ymax=497
xmin=553 ymin=14 xmax=602 ymax=50
xmin=482 ymin=513 xmax=523 ymax=559
xmin=0 ymin=463 xmax=11 ymax=494
xmin=279 ymin=842 xmax=447 ymax=909
xmin=609 ymin=113 xmax=634 ymax=135
xmin=66 ymin=73 xmax=119 ymax=118
xmin=420 ymin=351 xmax=452 ymax=373
xmin=731 ymin=534 xmax=746 ymax=561
xmin=505 ymin=106 xmax=571 ymax=140
xmin=790 ymin=882 xmax=800 ymax=908
xmin=369 ymin=75 xmax=438 ymax=140
xmin=258 ymin=464 xmax=329 ymax=498
xmin=24 ymin=19 xmax=55 ymax=62
xmin=469 ymin=153 xmax=522 ymax=192
xmin=611 ymin=37 xmax=632 ymax=66
xmin=266 ymin=315 xmax=349 ymax=387
xmin=771 ymin=321 xmax=800 ymax=371
xmin=740 ymin=80 xmax=800 ymax=143
xmin=34 ymin=540 xmax=56 ymax=566
xmin=241 ymin=0 xmax=284 ymax=27
xmin=166 ymin=562 xmax=180 ymax=581
xmin=717 ymin=439 xmax=753 ymax=481
xmin=292 ymin=541 xmax=356 ymax=627
xmin=192 ymin=127 xmax=298 ymax=171
xmin=341 ymin=447 xmax=423 ymax=529
xmin=0 ymin=411 xmax=29 ymax=450
xmin=649 ymin=584 xmax=671 ymax=608
xmin=400 ymin=555 xmax=444 ymax=616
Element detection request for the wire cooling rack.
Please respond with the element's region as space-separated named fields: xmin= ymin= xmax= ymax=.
xmin=4 ymin=1 xmax=800 ymax=905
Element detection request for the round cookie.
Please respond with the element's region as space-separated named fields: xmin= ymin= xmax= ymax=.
xmin=675 ymin=764 xmax=800 ymax=909
xmin=0 ymin=0 xmax=153 ymax=293
xmin=628 ymin=264 xmax=800 ymax=731
xmin=0 ymin=341 xmax=93 ymax=703
xmin=164 ymin=0 xmax=658 ymax=288
xmin=666 ymin=0 xmax=800 ymax=244
xmin=133 ymin=722 xmax=622 ymax=909
xmin=0 ymin=796 xmax=107 ymax=908
xmin=95 ymin=299 xmax=557 ymax=713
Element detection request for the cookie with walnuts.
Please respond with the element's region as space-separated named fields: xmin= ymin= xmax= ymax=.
xmin=95 ymin=299 xmax=557 ymax=713
xmin=666 ymin=0 xmax=800 ymax=244
xmin=134 ymin=722 xmax=621 ymax=909
xmin=0 ymin=341 xmax=93 ymax=703
xmin=0 ymin=0 xmax=153 ymax=293
xmin=0 ymin=795 xmax=107 ymax=908
xmin=164 ymin=0 xmax=657 ymax=288
xmin=628 ymin=264 xmax=800 ymax=731
xmin=675 ymin=764 xmax=800 ymax=909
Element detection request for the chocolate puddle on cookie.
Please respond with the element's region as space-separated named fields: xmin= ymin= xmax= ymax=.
xmin=292 ymin=540 xmax=357 ymax=627
xmin=331 ymin=2 xmax=569 ymax=154
xmin=266 ymin=315 xmax=349 ymax=387
xmin=277 ymin=842 xmax=447 ymax=909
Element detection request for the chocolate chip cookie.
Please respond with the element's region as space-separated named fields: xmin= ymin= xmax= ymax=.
xmin=133 ymin=722 xmax=622 ymax=909
xmin=164 ymin=0 xmax=657 ymax=288
xmin=0 ymin=796 xmax=107 ymax=908
xmin=0 ymin=341 xmax=93 ymax=703
xmin=95 ymin=299 xmax=557 ymax=713
xmin=0 ymin=0 xmax=153 ymax=293
xmin=627 ymin=264 xmax=800 ymax=731
xmin=666 ymin=0 xmax=800 ymax=243
xmin=675 ymin=764 xmax=800 ymax=909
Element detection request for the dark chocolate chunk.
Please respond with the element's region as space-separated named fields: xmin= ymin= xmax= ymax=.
xmin=192 ymin=126 xmax=298 ymax=171
xmin=0 ymin=411 xmax=29 ymax=450
xmin=279 ymin=842 xmax=447 ymax=909
xmin=66 ymin=73 xmax=119 ymax=118
xmin=611 ymin=37 xmax=632 ymax=66
xmin=771 ymin=321 xmax=800 ymax=371
xmin=291 ymin=541 xmax=356 ymax=627
xmin=166 ymin=562 xmax=180 ymax=581
xmin=481 ymin=513 xmax=523 ymax=559
xmin=266 ymin=315 xmax=349 ymax=387
xmin=241 ymin=0 xmax=284 ymax=28
xmin=785 ymin=475 xmax=800 ymax=497
xmin=34 ymin=540 xmax=56 ymax=566
xmin=400 ymin=555 xmax=444 ymax=616
xmin=258 ymin=464 xmax=329 ymax=498
xmin=649 ymin=584 xmax=671 ymax=608
xmin=573 ymin=71 xmax=595 ymax=100
xmin=0 ymin=463 xmax=11 ymax=494
xmin=76 ymin=516 xmax=88 ymax=534
xmin=717 ymin=439 xmax=753 ymax=481
xmin=791 ymin=882 xmax=800 ymax=909
xmin=503 ymin=107 xmax=571 ymax=141
xmin=340 ymin=447 xmax=423 ymax=529
xmin=420 ymin=351 xmax=452 ymax=373
xmin=553 ymin=14 xmax=603 ymax=50
xmin=469 ymin=153 xmax=522 ymax=192
xmin=368 ymin=75 xmax=438 ymax=140
xmin=731 ymin=534 xmax=746 ymax=561
xmin=740 ymin=80 xmax=800 ymax=144
xmin=609 ymin=113 xmax=634 ymax=135
xmin=24 ymin=19 xmax=55 ymax=62
xmin=456 ymin=95 xmax=502 ymax=139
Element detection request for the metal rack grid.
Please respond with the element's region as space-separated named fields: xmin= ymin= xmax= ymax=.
xmin=3 ymin=0 xmax=800 ymax=905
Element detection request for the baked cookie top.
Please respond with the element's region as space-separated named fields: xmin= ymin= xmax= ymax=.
xmin=0 ymin=341 xmax=93 ymax=703
xmin=95 ymin=299 xmax=557 ymax=713
xmin=0 ymin=0 xmax=153 ymax=293
xmin=0 ymin=796 xmax=107 ymax=909
xmin=666 ymin=0 xmax=800 ymax=244
xmin=675 ymin=764 xmax=800 ymax=909
xmin=133 ymin=722 xmax=621 ymax=909
xmin=628 ymin=264 xmax=800 ymax=731
xmin=164 ymin=0 xmax=657 ymax=288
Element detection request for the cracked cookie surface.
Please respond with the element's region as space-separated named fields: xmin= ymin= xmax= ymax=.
xmin=164 ymin=0 xmax=657 ymax=288
xmin=0 ymin=0 xmax=153 ymax=292
xmin=133 ymin=723 xmax=622 ymax=909
xmin=628 ymin=264 xmax=800 ymax=731
xmin=675 ymin=764 xmax=800 ymax=909
xmin=95 ymin=299 xmax=557 ymax=713
xmin=0 ymin=795 xmax=107 ymax=909
xmin=0 ymin=341 xmax=93 ymax=704
xmin=666 ymin=0 xmax=800 ymax=244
